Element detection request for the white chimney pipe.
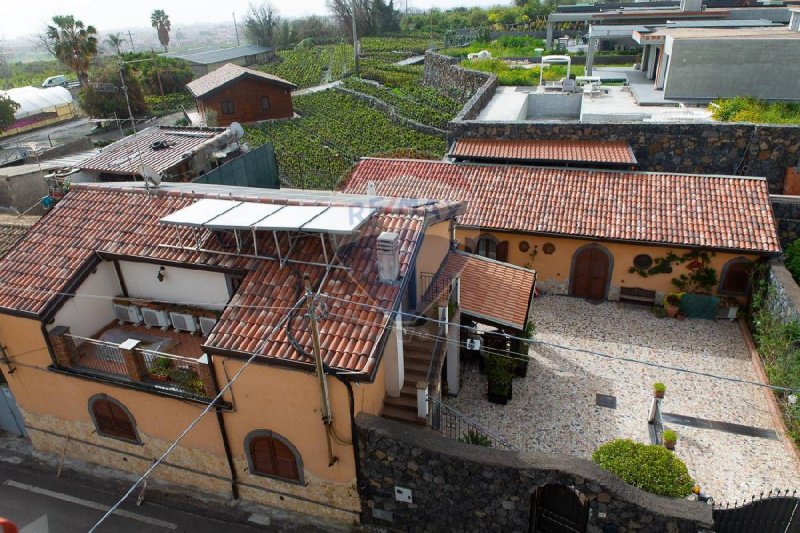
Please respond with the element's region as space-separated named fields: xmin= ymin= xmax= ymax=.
xmin=376 ymin=232 xmax=400 ymax=283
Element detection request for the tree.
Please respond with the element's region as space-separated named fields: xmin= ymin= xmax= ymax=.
xmin=328 ymin=0 xmax=399 ymax=38
xmin=151 ymin=9 xmax=171 ymax=52
xmin=243 ymin=3 xmax=281 ymax=47
xmin=79 ymin=64 xmax=147 ymax=119
xmin=0 ymin=94 xmax=19 ymax=132
xmin=40 ymin=15 xmax=98 ymax=87
xmin=104 ymin=33 xmax=125 ymax=55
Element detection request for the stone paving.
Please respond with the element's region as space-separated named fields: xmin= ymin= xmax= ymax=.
xmin=446 ymin=295 xmax=800 ymax=502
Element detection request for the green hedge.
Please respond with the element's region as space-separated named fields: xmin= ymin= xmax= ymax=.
xmin=710 ymin=96 xmax=800 ymax=125
xmin=592 ymin=439 xmax=694 ymax=498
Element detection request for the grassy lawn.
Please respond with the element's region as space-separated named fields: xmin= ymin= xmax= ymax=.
xmin=711 ymin=96 xmax=800 ymax=125
xmin=439 ymin=36 xmax=547 ymax=58
xmin=462 ymin=58 xmax=586 ymax=86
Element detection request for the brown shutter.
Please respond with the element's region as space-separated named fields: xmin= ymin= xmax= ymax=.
xmin=464 ymin=238 xmax=477 ymax=254
xmin=496 ymin=241 xmax=509 ymax=262
xmin=93 ymin=399 xmax=136 ymax=441
xmin=273 ymin=440 xmax=300 ymax=480
xmin=250 ymin=436 xmax=299 ymax=481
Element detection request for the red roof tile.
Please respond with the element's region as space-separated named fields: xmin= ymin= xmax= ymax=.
xmin=79 ymin=126 xmax=230 ymax=176
xmin=343 ymin=158 xmax=780 ymax=254
xmin=187 ymin=63 xmax=297 ymax=99
xmin=450 ymin=139 xmax=637 ymax=166
xmin=0 ymin=184 xmax=457 ymax=375
xmin=438 ymin=251 xmax=535 ymax=330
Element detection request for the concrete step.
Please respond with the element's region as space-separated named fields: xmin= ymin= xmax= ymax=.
xmin=382 ymin=405 xmax=426 ymax=426
xmin=384 ymin=394 xmax=417 ymax=409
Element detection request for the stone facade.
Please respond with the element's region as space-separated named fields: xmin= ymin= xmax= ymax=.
xmin=356 ymin=414 xmax=713 ymax=533
xmin=449 ymin=121 xmax=800 ymax=194
xmin=771 ymin=196 xmax=800 ymax=248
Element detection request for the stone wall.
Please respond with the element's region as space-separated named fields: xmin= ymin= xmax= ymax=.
xmin=449 ymin=121 xmax=800 ymax=193
xmin=766 ymin=259 xmax=800 ymax=326
xmin=334 ymin=86 xmax=447 ymax=137
xmin=771 ymin=195 xmax=800 ymax=248
xmin=356 ymin=414 xmax=713 ymax=533
xmin=423 ymin=51 xmax=494 ymax=104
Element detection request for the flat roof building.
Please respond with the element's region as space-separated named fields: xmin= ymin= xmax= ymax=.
xmin=161 ymin=45 xmax=274 ymax=76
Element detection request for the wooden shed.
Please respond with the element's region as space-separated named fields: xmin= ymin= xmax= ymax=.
xmin=187 ymin=63 xmax=297 ymax=126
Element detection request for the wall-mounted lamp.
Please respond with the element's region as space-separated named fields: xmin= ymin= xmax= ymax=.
xmin=157 ymin=266 xmax=166 ymax=283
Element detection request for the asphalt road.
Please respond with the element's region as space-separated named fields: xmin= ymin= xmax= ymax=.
xmin=0 ymin=460 xmax=263 ymax=533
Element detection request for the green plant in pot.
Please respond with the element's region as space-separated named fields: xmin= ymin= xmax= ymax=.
xmin=149 ymin=357 xmax=172 ymax=381
xmin=662 ymin=429 xmax=678 ymax=450
xmin=459 ymin=429 xmax=493 ymax=447
xmin=485 ymin=353 xmax=514 ymax=405
xmin=664 ymin=293 xmax=682 ymax=318
xmin=653 ymin=382 xmax=666 ymax=399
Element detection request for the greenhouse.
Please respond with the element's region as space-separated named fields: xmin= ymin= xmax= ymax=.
xmin=1 ymin=86 xmax=77 ymax=137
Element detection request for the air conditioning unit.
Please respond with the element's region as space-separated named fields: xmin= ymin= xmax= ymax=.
xmin=113 ymin=303 xmax=143 ymax=325
xmin=199 ymin=316 xmax=217 ymax=337
xmin=169 ymin=312 xmax=199 ymax=333
xmin=141 ymin=308 xmax=170 ymax=330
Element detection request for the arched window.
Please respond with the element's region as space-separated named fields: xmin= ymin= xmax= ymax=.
xmin=719 ymin=258 xmax=753 ymax=295
xmin=88 ymin=395 xmax=139 ymax=443
xmin=245 ymin=430 xmax=303 ymax=483
xmin=477 ymin=236 xmax=497 ymax=260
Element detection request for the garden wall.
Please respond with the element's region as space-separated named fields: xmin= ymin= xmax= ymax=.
xmin=424 ymin=51 xmax=494 ymax=103
xmin=356 ymin=413 xmax=713 ymax=532
xmin=766 ymin=259 xmax=800 ymax=326
xmin=449 ymin=121 xmax=800 ymax=194
xmin=771 ymin=195 xmax=800 ymax=249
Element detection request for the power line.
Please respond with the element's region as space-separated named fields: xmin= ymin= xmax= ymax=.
xmin=87 ymin=295 xmax=304 ymax=532
xmin=320 ymin=294 xmax=800 ymax=395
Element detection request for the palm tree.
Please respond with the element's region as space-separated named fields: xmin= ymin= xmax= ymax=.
xmin=151 ymin=9 xmax=171 ymax=52
xmin=41 ymin=15 xmax=98 ymax=87
xmin=104 ymin=32 xmax=124 ymax=55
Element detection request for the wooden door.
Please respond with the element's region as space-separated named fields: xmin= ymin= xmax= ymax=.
xmin=571 ymin=247 xmax=610 ymax=300
xmin=530 ymin=484 xmax=589 ymax=533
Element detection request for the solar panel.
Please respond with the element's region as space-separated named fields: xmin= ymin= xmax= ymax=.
xmin=301 ymin=206 xmax=376 ymax=234
xmin=160 ymin=199 xmax=241 ymax=226
xmin=252 ymin=205 xmax=328 ymax=231
xmin=204 ymin=203 xmax=284 ymax=229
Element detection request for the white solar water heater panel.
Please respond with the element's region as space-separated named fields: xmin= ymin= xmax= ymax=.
xmin=252 ymin=205 xmax=327 ymax=231
xmin=204 ymin=202 xmax=284 ymax=229
xmin=301 ymin=206 xmax=376 ymax=234
xmin=160 ymin=199 xmax=240 ymax=226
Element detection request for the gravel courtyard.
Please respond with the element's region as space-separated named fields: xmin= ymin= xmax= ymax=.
xmin=447 ymin=295 xmax=800 ymax=502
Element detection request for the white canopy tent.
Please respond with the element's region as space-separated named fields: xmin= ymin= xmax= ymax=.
xmin=1 ymin=86 xmax=73 ymax=119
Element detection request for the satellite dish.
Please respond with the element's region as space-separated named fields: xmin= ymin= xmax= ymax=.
xmin=229 ymin=122 xmax=244 ymax=139
xmin=140 ymin=165 xmax=161 ymax=188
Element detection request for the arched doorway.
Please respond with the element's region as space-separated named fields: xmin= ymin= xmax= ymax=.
xmin=529 ymin=484 xmax=589 ymax=533
xmin=570 ymin=245 xmax=612 ymax=300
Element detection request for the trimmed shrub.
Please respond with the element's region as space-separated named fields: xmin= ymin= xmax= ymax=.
xmin=592 ymin=439 xmax=694 ymax=498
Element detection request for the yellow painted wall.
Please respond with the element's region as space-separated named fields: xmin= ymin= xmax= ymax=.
xmin=457 ymin=228 xmax=759 ymax=299
xmin=414 ymin=220 xmax=452 ymax=303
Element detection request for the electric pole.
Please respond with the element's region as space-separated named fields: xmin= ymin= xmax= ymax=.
xmin=127 ymin=30 xmax=136 ymax=53
xmin=351 ymin=0 xmax=359 ymax=77
xmin=233 ymin=12 xmax=240 ymax=47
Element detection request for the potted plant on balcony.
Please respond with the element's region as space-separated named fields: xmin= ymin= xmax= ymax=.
xmin=653 ymin=382 xmax=666 ymax=399
xmin=664 ymin=293 xmax=682 ymax=318
xmin=149 ymin=357 xmax=172 ymax=382
xmin=662 ymin=429 xmax=678 ymax=451
xmin=486 ymin=353 xmax=514 ymax=405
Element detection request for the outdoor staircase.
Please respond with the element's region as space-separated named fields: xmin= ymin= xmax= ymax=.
xmin=382 ymin=321 xmax=438 ymax=426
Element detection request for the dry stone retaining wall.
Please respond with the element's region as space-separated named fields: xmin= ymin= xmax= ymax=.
xmin=356 ymin=413 xmax=713 ymax=533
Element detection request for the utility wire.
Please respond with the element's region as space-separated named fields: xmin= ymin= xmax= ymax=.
xmin=87 ymin=295 xmax=304 ymax=532
xmin=320 ymin=294 xmax=800 ymax=395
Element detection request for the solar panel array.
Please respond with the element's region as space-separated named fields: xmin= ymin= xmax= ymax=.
xmin=160 ymin=199 xmax=377 ymax=235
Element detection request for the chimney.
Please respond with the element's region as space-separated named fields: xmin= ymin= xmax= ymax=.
xmin=367 ymin=180 xmax=377 ymax=196
xmin=376 ymin=232 xmax=400 ymax=283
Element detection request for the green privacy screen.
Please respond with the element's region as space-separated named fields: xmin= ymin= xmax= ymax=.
xmin=193 ymin=143 xmax=279 ymax=189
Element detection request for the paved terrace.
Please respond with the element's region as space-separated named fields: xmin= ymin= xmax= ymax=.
xmin=447 ymin=296 xmax=800 ymax=502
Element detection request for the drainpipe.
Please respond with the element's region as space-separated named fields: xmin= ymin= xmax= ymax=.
xmin=207 ymin=352 xmax=239 ymax=499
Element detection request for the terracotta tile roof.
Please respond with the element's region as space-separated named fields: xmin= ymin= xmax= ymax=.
xmin=449 ymin=139 xmax=637 ymax=166
xmin=187 ymin=63 xmax=297 ymax=99
xmin=79 ymin=126 xmax=230 ymax=176
xmin=0 ymin=216 xmax=38 ymax=258
xmin=439 ymin=251 xmax=535 ymax=330
xmin=0 ymin=184 xmax=460 ymax=375
xmin=343 ymin=158 xmax=781 ymax=254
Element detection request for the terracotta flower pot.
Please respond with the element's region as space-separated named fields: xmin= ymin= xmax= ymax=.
xmin=665 ymin=305 xmax=679 ymax=318
xmin=654 ymin=390 xmax=665 ymax=399
xmin=665 ymin=441 xmax=676 ymax=451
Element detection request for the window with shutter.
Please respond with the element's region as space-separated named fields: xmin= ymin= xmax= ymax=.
xmin=246 ymin=431 xmax=302 ymax=483
xmin=495 ymin=241 xmax=510 ymax=262
xmin=89 ymin=396 xmax=138 ymax=443
xmin=476 ymin=236 xmax=498 ymax=260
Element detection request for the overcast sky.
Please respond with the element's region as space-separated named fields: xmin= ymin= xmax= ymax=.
xmin=3 ymin=0 xmax=502 ymax=39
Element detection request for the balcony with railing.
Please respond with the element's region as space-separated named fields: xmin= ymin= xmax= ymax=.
xmin=49 ymin=321 xmax=217 ymax=400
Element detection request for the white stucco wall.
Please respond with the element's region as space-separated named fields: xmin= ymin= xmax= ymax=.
xmin=118 ymin=261 xmax=230 ymax=310
xmin=50 ymin=261 xmax=121 ymax=337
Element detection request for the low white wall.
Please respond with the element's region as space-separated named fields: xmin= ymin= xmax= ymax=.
xmin=118 ymin=261 xmax=230 ymax=310
xmin=50 ymin=261 xmax=121 ymax=337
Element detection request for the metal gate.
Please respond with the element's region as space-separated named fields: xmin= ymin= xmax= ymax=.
xmin=713 ymin=492 xmax=800 ymax=533
xmin=530 ymin=484 xmax=589 ymax=533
